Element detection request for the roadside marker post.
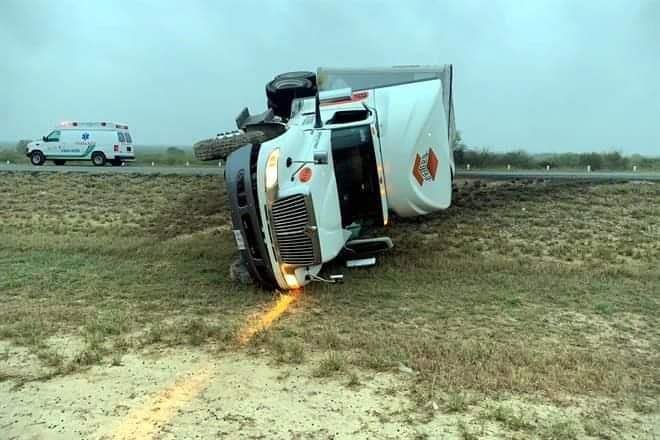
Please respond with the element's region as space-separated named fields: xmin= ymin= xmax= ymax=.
xmin=633 ymin=165 xmax=637 ymax=172
xmin=151 ymin=162 xmax=155 ymax=167
xmin=186 ymin=161 xmax=190 ymax=167
xmin=507 ymin=164 xmax=511 ymax=170
xmin=587 ymin=165 xmax=591 ymax=173
xmin=467 ymin=164 xmax=471 ymax=170
xmin=218 ymin=161 xmax=222 ymax=168
xmin=546 ymin=165 xmax=550 ymax=171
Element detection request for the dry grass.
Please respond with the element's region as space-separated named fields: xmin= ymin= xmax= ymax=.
xmin=0 ymin=172 xmax=257 ymax=380
xmin=0 ymin=171 xmax=658 ymax=436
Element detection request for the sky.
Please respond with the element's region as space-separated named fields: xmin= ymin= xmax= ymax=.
xmin=1 ymin=0 xmax=658 ymax=155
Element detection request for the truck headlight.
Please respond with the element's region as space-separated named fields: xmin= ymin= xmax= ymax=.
xmin=265 ymin=148 xmax=280 ymax=190
xmin=281 ymin=265 xmax=300 ymax=289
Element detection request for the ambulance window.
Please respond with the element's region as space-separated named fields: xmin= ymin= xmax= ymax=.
xmin=45 ymin=130 xmax=60 ymax=142
xmin=117 ymin=132 xmax=126 ymax=142
xmin=125 ymin=132 xmax=132 ymax=143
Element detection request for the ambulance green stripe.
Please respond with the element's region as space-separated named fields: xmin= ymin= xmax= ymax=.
xmin=46 ymin=145 xmax=96 ymax=159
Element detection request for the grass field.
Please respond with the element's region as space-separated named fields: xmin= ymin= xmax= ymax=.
xmin=0 ymin=172 xmax=658 ymax=438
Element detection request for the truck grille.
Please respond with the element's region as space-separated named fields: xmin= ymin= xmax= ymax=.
xmin=270 ymin=194 xmax=320 ymax=266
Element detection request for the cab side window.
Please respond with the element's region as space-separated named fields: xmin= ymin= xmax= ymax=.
xmin=45 ymin=130 xmax=60 ymax=142
xmin=125 ymin=132 xmax=132 ymax=143
xmin=117 ymin=132 xmax=126 ymax=142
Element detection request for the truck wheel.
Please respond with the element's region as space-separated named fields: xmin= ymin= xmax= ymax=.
xmin=30 ymin=151 xmax=45 ymax=166
xmin=266 ymin=76 xmax=316 ymax=119
xmin=54 ymin=160 xmax=66 ymax=166
xmin=193 ymin=130 xmax=266 ymax=161
xmin=274 ymin=71 xmax=317 ymax=88
xmin=91 ymin=152 xmax=106 ymax=166
xmin=229 ymin=257 xmax=254 ymax=285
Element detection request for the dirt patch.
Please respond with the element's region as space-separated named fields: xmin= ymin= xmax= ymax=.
xmin=0 ymin=349 xmax=459 ymax=439
xmin=0 ymin=340 xmax=50 ymax=381
xmin=2 ymin=348 xmax=656 ymax=439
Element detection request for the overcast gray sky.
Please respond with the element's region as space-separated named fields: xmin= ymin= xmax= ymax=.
xmin=1 ymin=0 xmax=658 ymax=154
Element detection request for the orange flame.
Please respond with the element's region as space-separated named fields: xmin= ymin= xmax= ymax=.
xmin=238 ymin=290 xmax=301 ymax=344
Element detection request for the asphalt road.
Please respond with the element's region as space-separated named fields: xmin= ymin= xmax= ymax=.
xmin=1 ymin=163 xmax=659 ymax=181
xmin=457 ymin=170 xmax=660 ymax=182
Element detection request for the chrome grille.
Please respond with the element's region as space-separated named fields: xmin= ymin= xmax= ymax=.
xmin=270 ymin=194 xmax=319 ymax=266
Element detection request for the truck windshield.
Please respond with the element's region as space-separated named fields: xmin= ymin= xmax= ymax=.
xmin=330 ymin=125 xmax=383 ymax=228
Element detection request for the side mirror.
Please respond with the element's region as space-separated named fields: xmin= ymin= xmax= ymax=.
xmin=313 ymin=151 xmax=329 ymax=165
xmin=42 ymin=136 xmax=47 ymax=142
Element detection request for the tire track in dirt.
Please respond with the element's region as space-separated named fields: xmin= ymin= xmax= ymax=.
xmin=103 ymin=363 xmax=214 ymax=440
xmin=102 ymin=292 xmax=301 ymax=440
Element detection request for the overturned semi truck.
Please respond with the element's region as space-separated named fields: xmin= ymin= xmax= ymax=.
xmin=194 ymin=66 xmax=456 ymax=290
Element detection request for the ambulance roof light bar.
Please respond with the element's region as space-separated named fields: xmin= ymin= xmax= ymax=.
xmin=58 ymin=121 xmax=129 ymax=129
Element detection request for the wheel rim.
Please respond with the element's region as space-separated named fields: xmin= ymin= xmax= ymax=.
xmin=276 ymin=71 xmax=314 ymax=79
xmin=93 ymin=155 xmax=103 ymax=165
xmin=32 ymin=153 xmax=42 ymax=164
xmin=275 ymin=79 xmax=307 ymax=89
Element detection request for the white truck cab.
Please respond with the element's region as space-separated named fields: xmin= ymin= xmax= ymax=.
xmin=26 ymin=121 xmax=135 ymax=166
xmin=200 ymin=66 xmax=456 ymax=290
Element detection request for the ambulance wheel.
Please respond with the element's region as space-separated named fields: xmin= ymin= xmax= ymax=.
xmin=30 ymin=151 xmax=45 ymax=166
xmin=91 ymin=152 xmax=106 ymax=166
xmin=54 ymin=160 xmax=66 ymax=166
xmin=110 ymin=159 xmax=123 ymax=166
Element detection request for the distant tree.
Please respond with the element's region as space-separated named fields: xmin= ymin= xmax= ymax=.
xmin=601 ymin=151 xmax=628 ymax=170
xmin=578 ymin=153 xmax=603 ymax=170
xmin=15 ymin=139 xmax=31 ymax=154
xmin=553 ymin=153 xmax=580 ymax=169
xmin=503 ymin=150 xmax=533 ymax=168
xmin=452 ymin=131 xmax=467 ymax=165
xmin=166 ymin=146 xmax=185 ymax=156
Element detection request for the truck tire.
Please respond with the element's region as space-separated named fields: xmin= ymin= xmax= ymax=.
xmin=193 ymin=130 xmax=267 ymax=161
xmin=266 ymin=76 xmax=316 ymax=119
xmin=30 ymin=151 xmax=45 ymax=166
xmin=229 ymin=257 xmax=254 ymax=285
xmin=91 ymin=152 xmax=106 ymax=166
xmin=273 ymin=71 xmax=317 ymax=88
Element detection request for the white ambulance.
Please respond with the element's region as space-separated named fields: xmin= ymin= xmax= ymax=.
xmin=26 ymin=121 xmax=135 ymax=166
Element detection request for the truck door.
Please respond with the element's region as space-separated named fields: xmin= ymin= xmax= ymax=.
xmin=330 ymin=125 xmax=384 ymax=228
